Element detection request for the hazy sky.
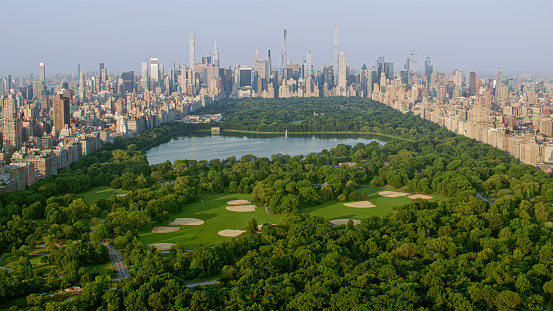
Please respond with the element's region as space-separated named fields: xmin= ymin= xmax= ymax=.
xmin=1 ymin=0 xmax=552 ymax=78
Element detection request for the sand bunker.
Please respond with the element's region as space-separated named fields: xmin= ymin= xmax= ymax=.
xmin=225 ymin=205 xmax=256 ymax=212
xmin=227 ymin=200 xmax=252 ymax=205
xmin=149 ymin=243 xmax=175 ymax=251
xmin=379 ymin=191 xmax=410 ymax=198
xmin=152 ymin=226 xmax=180 ymax=233
xmin=330 ymin=219 xmax=361 ymax=226
xmin=168 ymin=218 xmax=205 ymax=226
xmin=218 ymin=229 xmax=246 ymax=237
xmin=408 ymin=194 xmax=433 ymax=200
xmin=343 ymin=201 xmax=376 ymax=208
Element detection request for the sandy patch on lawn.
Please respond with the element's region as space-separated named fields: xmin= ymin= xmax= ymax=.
xmin=329 ymin=219 xmax=361 ymax=226
xmin=379 ymin=191 xmax=410 ymax=198
xmin=343 ymin=201 xmax=376 ymax=208
xmin=218 ymin=229 xmax=246 ymax=237
xmin=227 ymin=200 xmax=252 ymax=205
xmin=149 ymin=243 xmax=175 ymax=251
xmin=225 ymin=205 xmax=256 ymax=212
xmin=168 ymin=218 xmax=205 ymax=226
xmin=408 ymin=194 xmax=433 ymax=200
xmin=152 ymin=226 xmax=180 ymax=233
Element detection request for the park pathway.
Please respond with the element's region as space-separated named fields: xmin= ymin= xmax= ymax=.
xmin=186 ymin=280 xmax=217 ymax=288
xmin=476 ymin=193 xmax=491 ymax=205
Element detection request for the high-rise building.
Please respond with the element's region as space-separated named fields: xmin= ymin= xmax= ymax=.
xmin=334 ymin=23 xmax=339 ymax=87
xmin=305 ymin=50 xmax=312 ymax=79
xmin=253 ymin=48 xmax=266 ymax=79
xmin=39 ymin=63 xmax=45 ymax=81
xmin=6 ymin=75 xmax=12 ymax=93
xmin=283 ymin=29 xmax=288 ymax=85
xmin=150 ymin=58 xmax=159 ymax=83
xmin=496 ymin=67 xmax=503 ymax=99
xmin=322 ymin=66 xmax=334 ymax=89
xmin=2 ymin=96 xmax=22 ymax=152
xmin=424 ymin=57 xmax=433 ymax=84
xmin=121 ymin=71 xmax=135 ymax=94
xmin=408 ymin=49 xmax=418 ymax=75
xmin=338 ymin=52 xmax=347 ymax=95
xmin=99 ymin=63 xmax=105 ymax=83
xmin=469 ymin=72 xmax=476 ymax=96
xmin=189 ymin=33 xmax=195 ymax=87
xmin=453 ymin=70 xmax=463 ymax=88
xmin=53 ymin=94 xmax=70 ymax=132
xmin=266 ymin=50 xmax=272 ymax=80
xmin=213 ymin=42 xmax=220 ymax=68
xmin=239 ymin=67 xmax=252 ymax=88
xmin=140 ymin=62 xmax=149 ymax=91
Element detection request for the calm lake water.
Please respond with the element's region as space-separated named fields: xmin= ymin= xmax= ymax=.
xmin=145 ymin=132 xmax=387 ymax=164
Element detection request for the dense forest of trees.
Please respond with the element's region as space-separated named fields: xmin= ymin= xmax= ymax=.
xmin=2 ymin=97 xmax=553 ymax=310
xmin=201 ymin=98 xmax=432 ymax=140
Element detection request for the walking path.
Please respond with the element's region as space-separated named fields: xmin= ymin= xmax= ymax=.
xmin=102 ymin=243 xmax=130 ymax=281
xmin=186 ymin=280 xmax=217 ymax=288
xmin=476 ymin=193 xmax=491 ymax=205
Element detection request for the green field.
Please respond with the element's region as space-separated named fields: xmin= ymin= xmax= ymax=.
xmin=138 ymin=192 xmax=281 ymax=249
xmin=139 ymin=188 xmax=444 ymax=249
xmin=86 ymin=262 xmax=116 ymax=278
xmin=304 ymin=186 xmax=443 ymax=219
xmin=288 ymin=120 xmax=303 ymax=125
xmin=79 ymin=187 xmax=128 ymax=205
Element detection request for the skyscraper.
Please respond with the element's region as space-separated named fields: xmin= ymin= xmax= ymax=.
xmin=53 ymin=93 xmax=70 ymax=132
xmin=189 ymin=33 xmax=195 ymax=87
xmin=266 ymin=50 xmax=272 ymax=80
xmin=424 ymin=57 xmax=433 ymax=84
xmin=140 ymin=62 xmax=149 ymax=91
xmin=121 ymin=71 xmax=135 ymax=94
xmin=496 ymin=67 xmax=502 ymax=99
xmin=334 ymin=23 xmax=339 ymax=87
xmin=253 ymin=48 xmax=266 ymax=79
xmin=99 ymin=63 xmax=105 ymax=83
xmin=453 ymin=70 xmax=463 ymax=88
xmin=283 ymin=29 xmax=287 ymax=85
xmin=469 ymin=72 xmax=476 ymax=96
xmin=305 ymin=50 xmax=312 ymax=79
xmin=338 ymin=52 xmax=347 ymax=95
xmin=239 ymin=67 xmax=252 ymax=87
xmin=39 ymin=63 xmax=45 ymax=81
xmin=2 ymin=95 xmax=22 ymax=152
xmin=150 ymin=58 xmax=159 ymax=83
xmin=213 ymin=42 xmax=220 ymax=68
xmin=408 ymin=49 xmax=418 ymax=75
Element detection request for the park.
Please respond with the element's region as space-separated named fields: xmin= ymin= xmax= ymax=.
xmin=131 ymin=185 xmax=442 ymax=250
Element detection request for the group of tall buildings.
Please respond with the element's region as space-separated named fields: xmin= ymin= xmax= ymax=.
xmin=0 ymin=25 xmax=551 ymax=192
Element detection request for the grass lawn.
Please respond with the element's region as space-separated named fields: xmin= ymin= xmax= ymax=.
xmin=288 ymin=120 xmax=303 ymax=125
xmin=79 ymin=186 xmax=128 ymax=205
xmin=138 ymin=192 xmax=281 ymax=249
xmin=304 ymin=186 xmax=445 ymax=220
xmin=139 ymin=188 xmax=446 ymax=249
xmin=86 ymin=262 xmax=116 ymax=278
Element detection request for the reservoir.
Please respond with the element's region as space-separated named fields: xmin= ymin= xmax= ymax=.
xmin=145 ymin=132 xmax=387 ymax=165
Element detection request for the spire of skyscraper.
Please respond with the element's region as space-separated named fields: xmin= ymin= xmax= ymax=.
xmin=189 ymin=33 xmax=195 ymax=88
xmin=334 ymin=23 xmax=339 ymax=87
xmin=283 ymin=29 xmax=287 ymax=85
xmin=497 ymin=67 xmax=503 ymax=99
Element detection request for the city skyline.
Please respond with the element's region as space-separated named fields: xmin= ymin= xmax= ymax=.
xmin=1 ymin=0 xmax=552 ymax=77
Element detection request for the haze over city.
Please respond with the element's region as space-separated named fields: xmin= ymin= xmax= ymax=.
xmin=1 ymin=0 xmax=552 ymax=77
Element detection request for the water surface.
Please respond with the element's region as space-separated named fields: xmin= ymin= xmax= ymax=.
xmin=146 ymin=132 xmax=387 ymax=164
